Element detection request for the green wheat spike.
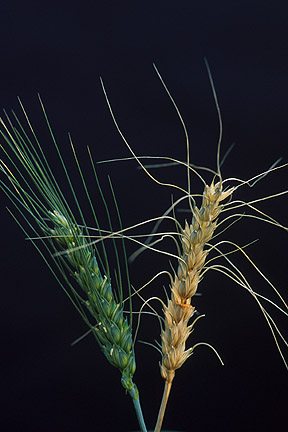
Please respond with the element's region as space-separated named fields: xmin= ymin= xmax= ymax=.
xmin=0 ymin=101 xmax=147 ymax=432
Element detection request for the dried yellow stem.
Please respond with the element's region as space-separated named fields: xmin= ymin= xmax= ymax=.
xmin=154 ymin=378 xmax=174 ymax=432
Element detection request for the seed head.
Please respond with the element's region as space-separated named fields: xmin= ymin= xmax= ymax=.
xmin=49 ymin=210 xmax=137 ymax=392
xmin=160 ymin=181 xmax=233 ymax=381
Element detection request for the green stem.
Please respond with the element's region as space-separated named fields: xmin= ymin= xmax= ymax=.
xmin=130 ymin=386 xmax=148 ymax=432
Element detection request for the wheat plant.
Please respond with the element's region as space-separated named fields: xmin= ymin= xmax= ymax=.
xmin=1 ymin=64 xmax=287 ymax=432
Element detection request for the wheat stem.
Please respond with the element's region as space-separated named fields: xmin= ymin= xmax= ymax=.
xmin=131 ymin=388 xmax=148 ymax=432
xmin=154 ymin=375 xmax=174 ymax=432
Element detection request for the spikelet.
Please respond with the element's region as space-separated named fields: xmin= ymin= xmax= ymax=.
xmin=160 ymin=181 xmax=234 ymax=382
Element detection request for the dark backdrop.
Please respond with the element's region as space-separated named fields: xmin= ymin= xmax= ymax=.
xmin=0 ymin=1 xmax=287 ymax=432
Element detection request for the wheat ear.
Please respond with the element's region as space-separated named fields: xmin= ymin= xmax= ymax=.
xmin=49 ymin=210 xmax=137 ymax=389
xmin=155 ymin=180 xmax=233 ymax=432
xmin=0 ymin=104 xmax=147 ymax=432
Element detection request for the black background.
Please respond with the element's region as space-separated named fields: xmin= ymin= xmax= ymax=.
xmin=0 ymin=1 xmax=287 ymax=431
